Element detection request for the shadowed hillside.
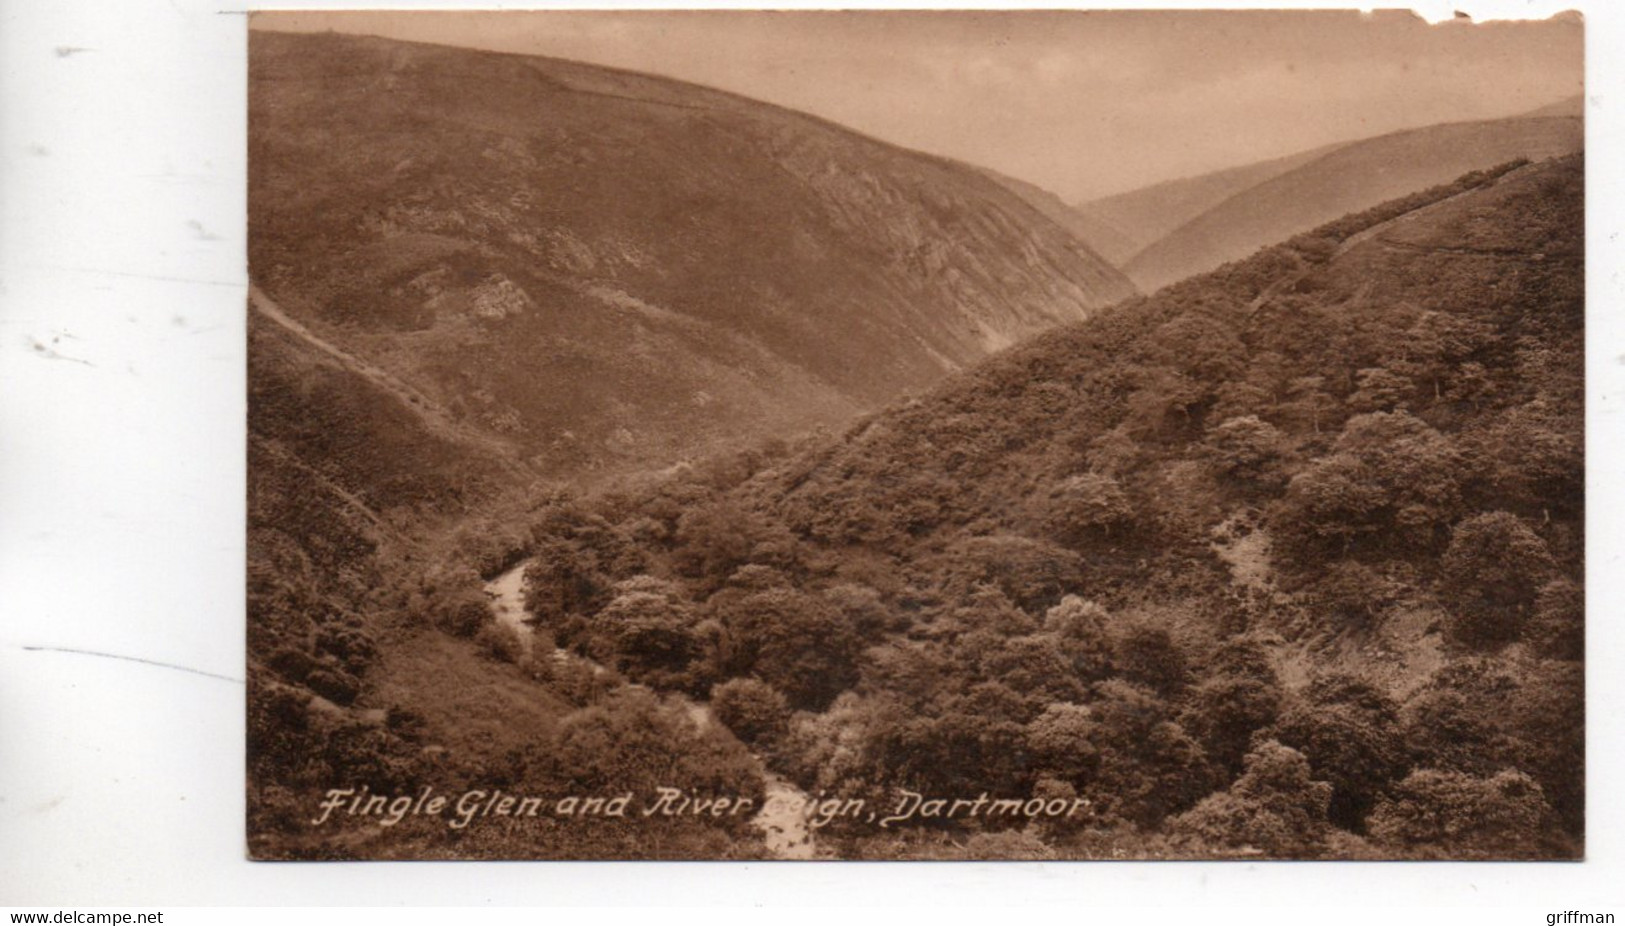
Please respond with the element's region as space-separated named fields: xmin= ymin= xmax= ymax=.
xmin=1123 ymin=113 xmax=1581 ymax=291
xmin=525 ymin=155 xmax=1583 ymax=859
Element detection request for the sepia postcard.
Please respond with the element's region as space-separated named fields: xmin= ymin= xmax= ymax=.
xmin=246 ymin=9 xmax=1584 ymax=860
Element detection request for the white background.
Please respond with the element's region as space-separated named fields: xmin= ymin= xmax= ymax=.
xmin=0 ymin=0 xmax=1620 ymax=911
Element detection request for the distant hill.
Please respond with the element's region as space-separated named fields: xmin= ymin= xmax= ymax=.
xmin=250 ymin=30 xmax=1136 ymax=495
xmin=1122 ymin=114 xmax=1582 ymax=290
xmin=1519 ymin=95 xmax=1584 ymax=119
xmin=1073 ymin=142 xmax=1341 ymax=262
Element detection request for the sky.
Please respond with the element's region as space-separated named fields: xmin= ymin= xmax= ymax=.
xmin=251 ymin=9 xmax=1583 ymax=203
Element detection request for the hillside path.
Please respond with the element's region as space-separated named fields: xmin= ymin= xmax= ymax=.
xmin=250 ymin=284 xmax=522 ymax=459
xmin=484 ymin=560 xmax=818 ymax=859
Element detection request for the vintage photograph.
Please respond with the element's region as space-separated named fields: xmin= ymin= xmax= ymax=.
xmin=246 ymin=9 xmax=1584 ymax=860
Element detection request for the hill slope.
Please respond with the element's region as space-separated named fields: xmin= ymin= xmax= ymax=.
xmin=977 ymin=166 xmax=1143 ymax=266
xmin=250 ymin=30 xmax=1136 ymax=486
xmin=1074 ymin=142 xmax=1341 ymax=262
xmin=1122 ymin=115 xmax=1582 ymax=291
xmin=529 ymin=155 xmax=1583 ymax=859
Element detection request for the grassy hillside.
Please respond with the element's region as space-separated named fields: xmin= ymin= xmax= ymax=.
xmin=250 ymin=30 xmax=1135 ymax=482
xmin=1124 ymin=115 xmax=1582 ymax=291
xmin=521 ymin=155 xmax=1583 ymax=859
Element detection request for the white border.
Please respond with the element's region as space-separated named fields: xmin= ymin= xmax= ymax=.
xmin=0 ymin=0 xmax=1618 ymax=909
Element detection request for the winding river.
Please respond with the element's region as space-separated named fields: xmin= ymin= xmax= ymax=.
xmin=485 ymin=561 xmax=817 ymax=859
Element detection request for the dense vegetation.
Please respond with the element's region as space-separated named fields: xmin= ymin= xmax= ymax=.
xmin=504 ymin=155 xmax=1584 ymax=858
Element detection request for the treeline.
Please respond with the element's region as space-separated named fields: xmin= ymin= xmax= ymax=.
xmin=507 ymin=156 xmax=1583 ymax=858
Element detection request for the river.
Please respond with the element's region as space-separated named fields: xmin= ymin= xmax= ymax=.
xmin=485 ymin=561 xmax=817 ymax=859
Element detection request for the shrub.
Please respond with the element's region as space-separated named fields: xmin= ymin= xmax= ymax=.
xmin=434 ymin=592 xmax=494 ymax=638
xmin=1369 ymin=769 xmax=1552 ymax=859
xmin=475 ymin=620 xmax=524 ymax=663
xmin=305 ymin=666 xmax=361 ymax=705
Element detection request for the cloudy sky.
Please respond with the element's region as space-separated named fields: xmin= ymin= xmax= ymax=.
xmin=252 ymin=9 xmax=1582 ymax=203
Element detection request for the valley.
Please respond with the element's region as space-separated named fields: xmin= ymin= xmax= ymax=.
xmin=247 ymin=21 xmax=1584 ymax=862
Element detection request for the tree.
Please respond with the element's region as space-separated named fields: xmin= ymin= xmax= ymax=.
xmin=1440 ymin=512 xmax=1554 ymax=648
xmin=1148 ymin=312 xmax=1246 ymax=383
xmin=1043 ymin=595 xmax=1114 ymax=682
xmin=710 ymin=677 xmax=790 ymax=746
xmin=1472 ymin=401 xmax=1581 ymax=517
xmin=473 ymin=620 xmax=523 ymax=663
xmin=1368 ymin=769 xmax=1552 ymax=859
xmin=1182 ymin=674 xmax=1283 ymax=778
xmin=1204 ymin=415 xmax=1288 ymax=490
xmin=1529 ymin=577 xmax=1583 ymax=661
xmin=596 ymin=576 xmax=700 ymax=682
xmin=1279 ymin=375 xmax=1339 ymax=436
xmin=1085 ymin=680 xmax=1215 ymax=828
xmin=951 ymin=584 xmax=1037 ymax=637
xmin=869 ymin=706 xmax=1030 ymax=798
xmin=524 ymin=538 xmax=607 ymax=624
xmin=1113 ymin=624 xmax=1189 ymax=696
xmin=1505 ymin=662 xmax=1584 ymax=838
xmin=1273 ymin=453 xmax=1385 ymax=556
xmin=1024 ymin=702 xmax=1101 ymax=787
xmin=711 ymin=586 xmax=861 ymax=710
xmin=547 ymin=688 xmax=763 ymax=803
xmin=1400 ymin=659 xmax=1520 ymax=777
xmin=978 ymin=633 xmax=1088 ymax=704
xmin=1271 ymin=674 xmax=1407 ymax=830
xmin=822 ymin=582 xmax=896 ymax=641
xmin=776 ymin=692 xmax=878 ymax=795
xmin=1172 ymin=741 xmax=1333 ymax=858
xmin=1347 ymin=367 xmax=1413 ymax=413
xmin=1084 ymin=426 xmax=1142 ymax=477
xmin=1398 ymin=310 xmax=1497 ymax=402
xmin=1210 ymin=382 xmax=1274 ymax=424
xmin=1311 ymin=560 xmax=1394 ymax=629
xmin=1042 ymin=472 xmax=1132 ymax=544
xmin=672 ymin=499 xmax=757 ymax=584
xmin=1335 ymin=411 xmax=1463 ymax=548
xmin=1122 ymin=365 xmax=1205 ymax=440
xmin=1274 ymin=412 xmax=1463 ymax=557
xmin=935 ymin=533 xmax=1084 ymax=614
